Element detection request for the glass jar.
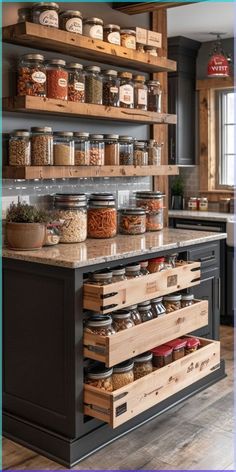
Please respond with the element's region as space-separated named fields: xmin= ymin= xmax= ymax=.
xmin=165 ymin=253 xmax=178 ymax=269
xmin=188 ymin=197 xmax=198 ymax=211
xmin=120 ymin=29 xmax=136 ymax=50
xmin=181 ymin=294 xmax=194 ymax=308
xmin=125 ymin=263 xmax=142 ymax=279
xmin=119 ymin=136 xmax=134 ymax=165
xmin=112 ymin=267 xmax=127 ymax=283
xmin=147 ymin=140 xmax=163 ymax=166
xmin=17 ymin=54 xmax=46 ymax=97
xmin=89 ymin=134 xmax=105 ymax=165
xmin=9 ymin=131 xmax=31 ymax=166
xmin=146 ymin=210 xmax=163 ymax=232
xmin=140 ymin=261 xmax=149 ymax=275
xmin=136 ymin=43 xmax=145 ymax=54
xmin=112 ymin=311 xmax=135 ymax=332
xmin=163 ymin=295 xmax=182 ymax=313
xmin=17 ymin=7 xmax=31 ymax=23
xmin=84 ymin=315 xmax=115 ymax=336
xmin=88 ymin=193 xmax=117 ymax=239
xmin=119 ymin=208 xmax=146 ymax=235
xmin=138 ymin=302 xmax=153 ymax=322
xmin=151 ymin=297 xmax=166 ymax=318
xmin=134 ymin=141 xmax=148 ymax=166
xmin=128 ymin=304 xmax=142 ymax=325
xmin=85 ymin=65 xmax=103 ymax=105
xmin=199 ymin=197 xmax=208 ymax=211
xmin=85 ymin=365 xmax=113 ymax=392
xmin=152 ymin=345 xmax=173 ymax=368
xmin=144 ymin=45 xmax=158 ymax=57
xmin=136 ymin=191 xmax=164 ymax=212
xmin=67 ymin=62 xmax=85 ymax=102
xmin=53 ymin=131 xmax=74 ymax=165
xmin=183 ymin=337 xmax=200 ymax=354
xmin=104 ymin=134 xmax=119 ymax=165
xmin=74 ymin=132 xmax=90 ymax=166
xmin=166 ymin=339 xmax=187 ymax=361
xmin=147 ymin=80 xmax=162 ymax=112
xmin=31 ymin=126 xmax=53 ymax=165
xmin=148 ymin=257 xmax=165 ymax=273
xmin=32 ymin=2 xmax=59 ymax=28
xmin=134 ymin=75 xmax=148 ymax=110
xmin=133 ymin=352 xmax=153 ymax=380
xmin=44 ymin=224 xmax=60 ymax=246
xmin=59 ymin=10 xmax=83 ymax=34
xmin=112 ymin=360 xmax=134 ymax=390
xmin=103 ymin=70 xmax=120 ymax=107
xmin=83 ymin=17 xmax=103 ymax=40
xmin=91 ymin=271 xmax=113 ymax=286
xmin=54 ymin=193 xmax=87 ymax=243
xmin=104 ymin=24 xmax=121 ymax=45
xmin=46 ymin=59 xmax=68 ymax=100
xmin=119 ymin=72 xmax=134 ymax=109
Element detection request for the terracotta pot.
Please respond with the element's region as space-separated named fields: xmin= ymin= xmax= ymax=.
xmin=6 ymin=222 xmax=46 ymax=250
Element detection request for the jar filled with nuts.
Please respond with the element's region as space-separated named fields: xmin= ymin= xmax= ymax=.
xmin=119 ymin=136 xmax=134 ymax=165
xmin=46 ymin=59 xmax=68 ymax=100
xmin=88 ymin=193 xmax=117 ymax=239
xmin=17 ymin=54 xmax=46 ymax=97
xmin=134 ymin=75 xmax=148 ymax=110
xmin=134 ymin=141 xmax=148 ymax=166
xmin=119 ymin=72 xmax=134 ymax=109
xmin=133 ymin=352 xmax=153 ymax=380
xmin=85 ymin=65 xmax=103 ymax=104
xmin=103 ymin=70 xmax=120 ymax=107
xmin=9 ymin=131 xmax=31 ymax=166
xmin=85 ymin=364 xmax=113 ymax=392
xmin=54 ymin=193 xmax=87 ymax=243
xmin=89 ymin=134 xmax=105 ymax=166
xmin=138 ymin=301 xmax=153 ymax=322
xmin=59 ymin=10 xmax=83 ymax=34
xmin=104 ymin=134 xmax=119 ymax=165
xmin=120 ymin=29 xmax=136 ymax=49
xmin=125 ymin=263 xmax=142 ymax=279
xmin=84 ymin=315 xmax=115 ymax=336
xmin=181 ymin=293 xmax=194 ymax=308
xmin=74 ymin=132 xmax=90 ymax=166
xmin=112 ymin=310 xmax=135 ymax=332
xmin=163 ymin=295 xmax=182 ymax=313
xmin=112 ymin=360 xmax=134 ymax=390
xmin=32 ymin=2 xmax=59 ymax=28
xmin=31 ymin=127 xmax=53 ymax=165
xmin=83 ymin=17 xmax=104 ymax=40
xmin=67 ymin=62 xmax=85 ymax=102
xmin=112 ymin=267 xmax=127 ymax=283
xmin=104 ymin=24 xmax=121 ymax=45
xmin=129 ymin=304 xmax=142 ymax=325
xmin=53 ymin=131 xmax=74 ymax=165
xmin=147 ymin=80 xmax=162 ymax=113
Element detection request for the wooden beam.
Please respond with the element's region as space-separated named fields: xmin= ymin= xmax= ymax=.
xmin=113 ymin=2 xmax=195 ymax=15
xmin=197 ymin=77 xmax=234 ymax=90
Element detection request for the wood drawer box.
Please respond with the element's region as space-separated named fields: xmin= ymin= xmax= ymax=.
xmin=84 ymin=337 xmax=220 ymax=428
xmin=84 ymin=300 xmax=208 ymax=366
xmin=83 ymin=261 xmax=201 ymax=314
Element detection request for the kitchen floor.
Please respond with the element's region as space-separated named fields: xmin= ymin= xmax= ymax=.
xmin=3 ymin=326 xmax=234 ymax=471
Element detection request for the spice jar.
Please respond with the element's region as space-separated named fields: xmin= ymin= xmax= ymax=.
xmin=119 ymin=72 xmax=134 ymax=109
xmin=163 ymin=295 xmax=182 ymax=313
xmin=188 ymin=197 xmax=198 ymax=211
xmin=147 ymin=257 xmax=165 ymax=273
xmin=119 ymin=208 xmax=146 ymax=235
xmin=53 ymin=131 xmax=74 ymax=165
xmin=55 ymin=193 xmax=87 ymax=243
xmin=112 ymin=311 xmax=135 ymax=332
xmin=147 ymin=80 xmax=162 ymax=113
xmin=183 ymin=337 xmax=200 ymax=354
xmin=133 ymin=352 xmax=153 ymax=380
xmin=17 ymin=54 xmax=46 ymax=97
xmin=140 ymin=261 xmax=149 ymax=275
xmin=147 ymin=140 xmax=163 ymax=166
xmin=88 ymin=193 xmax=117 ymax=239
xmin=136 ymin=191 xmax=164 ymax=212
xmin=46 ymin=59 xmax=68 ymax=100
xmin=67 ymin=62 xmax=85 ymax=102
xmin=74 ymin=132 xmax=90 ymax=166
xmin=166 ymin=339 xmax=187 ymax=361
xmin=144 ymin=45 xmax=158 ymax=57
xmin=112 ymin=360 xmax=134 ymax=390
xmin=120 ymin=29 xmax=136 ymax=50
xmin=181 ymin=293 xmax=194 ymax=308
xmin=112 ymin=267 xmax=127 ymax=283
xmin=199 ymin=197 xmax=208 ymax=211
xmin=85 ymin=365 xmax=113 ymax=392
xmin=125 ymin=263 xmax=142 ymax=279
xmin=128 ymin=304 xmax=142 ymax=325
xmin=152 ymin=345 xmax=173 ymax=368
xmin=85 ymin=65 xmax=103 ymax=105
xmin=103 ymin=70 xmax=120 ymax=107
xmin=9 ymin=131 xmax=31 ymax=166
xmin=134 ymin=75 xmax=148 ymax=110
xmin=32 ymin=2 xmax=59 ymax=28
xmin=134 ymin=141 xmax=148 ymax=166
xmin=151 ymin=297 xmax=166 ymax=318
xmin=138 ymin=302 xmax=153 ymax=322
xmin=119 ymin=136 xmax=134 ymax=165
xmin=31 ymin=127 xmax=53 ymax=165
xmin=83 ymin=17 xmax=103 ymax=40
xmin=104 ymin=24 xmax=121 ymax=45
xmin=104 ymin=134 xmax=119 ymax=165
xmin=84 ymin=315 xmax=115 ymax=336
xmin=89 ymin=134 xmax=105 ymax=165
xmin=59 ymin=10 xmax=83 ymax=34
xmin=91 ymin=271 xmax=113 ymax=286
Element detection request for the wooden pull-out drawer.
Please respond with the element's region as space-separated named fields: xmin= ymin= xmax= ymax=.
xmin=84 ymin=337 xmax=220 ymax=428
xmin=83 ymin=261 xmax=201 ymax=314
xmin=84 ymin=300 xmax=208 ymax=366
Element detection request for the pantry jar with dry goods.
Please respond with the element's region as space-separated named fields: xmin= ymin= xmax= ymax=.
xmin=199 ymin=197 xmax=208 ymax=211
xmin=134 ymin=141 xmax=148 ymax=166
xmin=133 ymin=352 xmax=153 ymax=380
xmin=119 ymin=72 xmax=134 ymax=109
xmin=184 ymin=337 xmax=200 ymax=354
xmin=120 ymin=29 xmax=136 ymax=49
xmin=85 ymin=65 xmax=103 ymax=105
xmin=59 ymin=10 xmax=83 ymax=34
xmin=32 ymin=2 xmax=59 ymax=28
xmin=134 ymin=75 xmax=148 ymax=110
xmin=87 ymin=193 xmax=117 ymax=239
xmin=83 ymin=17 xmax=103 ymax=40
xmin=53 ymin=131 xmax=74 ymax=165
xmin=104 ymin=24 xmax=121 ymax=45
xmin=91 ymin=270 xmax=113 ymax=286
xmin=9 ymin=131 xmax=31 ymax=166
xmin=140 ymin=261 xmax=149 ymax=275
xmin=138 ymin=301 xmax=153 ymax=322
xmin=147 ymin=140 xmax=163 ymax=166
xmin=152 ymin=345 xmax=173 ymax=368
xmin=119 ymin=208 xmax=146 ymax=235
xmin=144 ymin=45 xmax=158 ymax=57
xmin=119 ymin=136 xmax=134 ymax=165
xmin=85 ymin=365 xmax=113 ymax=392
xmin=74 ymin=132 xmax=90 ymax=165
xmin=112 ymin=267 xmax=127 ymax=283
xmin=151 ymin=297 xmax=166 ymax=317
xmin=136 ymin=191 xmax=164 ymax=213
xmin=188 ymin=197 xmax=198 ymax=211
xmin=54 ymin=193 xmax=87 ymax=243
xmin=125 ymin=263 xmax=142 ymax=279
xmin=147 ymin=257 xmax=165 ymax=273
xmin=17 ymin=54 xmax=46 ymax=97
xmin=136 ymin=43 xmax=145 ymax=53
xmin=89 ymin=134 xmax=105 ymax=165
xmin=103 ymin=70 xmax=120 ymax=107
xmin=112 ymin=360 xmax=134 ymax=390
xmin=112 ymin=310 xmax=135 ymax=332
xmin=166 ymin=338 xmax=187 ymax=361
xmin=163 ymin=294 xmax=182 ymax=313
xmin=104 ymin=134 xmax=119 ymax=165
xmin=147 ymin=80 xmax=162 ymax=113
xmin=46 ymin=59 xmax=68 ymax=100
xmin=67 ymin=62 xmax=85 ymax=102
xmin=31 ymin=127 xmax=53 ymax=165
xmin=84 ymin=315 xmax=115 ymax=336
xmin=181 ymin=293 xmax=194 ymax=308
xmin=128 ymin=304 xmax=142 ymax=325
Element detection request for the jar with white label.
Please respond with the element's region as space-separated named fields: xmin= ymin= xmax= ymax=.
xmin=134 ymin=75 xmax=148 ymax=110
xmin=67 ymin=62 xmax=85 ymax=102
xmin=59 ymin=10 xmax=83 ymax=34
xmin=120 ymin=29 xmax=136 ymax=50
xmin=188 ymin=197 xmax=198 ymax=211
xmin=85 ymin=66 xmax=103 ymax=105
xmin=17 ymin=54 xmax=46 ymax=97
xmin=119 ymin=72 xmax=134 ymax=109
xmin=134 ymin=141 xmax=148 ymax=166
xmin=103 ymin=70 xmax=120 ymax=107
xmin=104 ymin=24 xmax=121 ymax=45
xmin=83 ymin=17 xmax=103 ymax=40
xmin=46 ymin=59 xmax=68 ymax=100
xmin=199 ymin=197 xmax=208 ymax=211
xmin=32 ymin=2 xmax=59 ymax=28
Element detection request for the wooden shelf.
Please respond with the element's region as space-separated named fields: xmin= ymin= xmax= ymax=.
xmin=2 ymin=22 xmax=176 ymax=73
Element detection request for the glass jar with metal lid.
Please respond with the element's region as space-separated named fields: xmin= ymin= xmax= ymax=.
xmin=83 ymin=17 xmax=103 ymax=40
xmin=112 ymin=310 xmax=135 ymax=332
xmin=31 ymin=2 xmax=59 ymax=28
xmin=136 ymin=191 xmax=164 ymax=212
xmin=104 ymin=134 xmax=119 ymax=165
xmin=112 ymin=360 xmax=134 ymax=390
xmin=120 ymin=29 xmax=136 ymax=49
xmin=140 ymin=261 xmax=149 ymax=275
xmin=103 ymin=70 xmax=120 ymax=107
xmin=59 ymin=10 xmax=83 ymax=34
xmin=89 ymin=134 xmax=105 ymax=165
xmin=31 ymin=126 xmax=53 ymax=165
xmin=147 ymin=257 xmax=165 ymax=273
xmin=134 ymin=75 xmax=148 ymax=110
xmin=181 ymin=293 xmax=194 ymax=308
xmin=128 ymin=304 xmax=142 ymax=325
xmin=134 ymin=141 xmax=148 ymax=166
xmin=84 ymin=315 xmax=115 ymax=336
xmin=119 ymin=208 xmax=146 ymax=235
xmin=90 ymin=270 xmax=113 ymax=286
xmin=147 ymin=80 xmax=162 ymax=112
xmin=151 ymin=297 xmax=166 ymax=318
xmin=144 ymin=45 xmax=158 ymax=57
xmin=119 ymin=136 xmax=134 ymax=165
xmin=147 ymin=140 xmax=163 ymax=166
xmin=104 ymin=24 xmax=121 ymax=45
xmin=85 ymin=65 xmax=103 ymax=105
xmin=163 ymin=294 xmax=182 ymax=313
xmin=85 ymin=365 xmax=113 ymax=391
xmin=67 ymin=62 xmax=85 ymax=102
xmin=53 ymin=131 xmax=74 ymax=166
xmin=54 ymin=193 xmax=87 ymax=243
xmin=118 ymin=72 xmax=134 ymax=109
xmin=9 ymin=131 xmax=31 ymax=166
xmin=46 ymin=59 xmax=68 ymax=100
xmin=17 ymin=54 xmax=46 ymax=97
xmin=125 ymin=263 xmax=142 ymax=279
xmin=133 ymin=352 xmax=153 ymax=380
xmin=138 ymin=301 xmax=153 ymax=322
xmin=74 ymin=132 xmax=90 ymax=166
xmin=112 ymin=266 xmax=127 ymax=283
xmin=88 ymin=193 xmax=117 ymax=239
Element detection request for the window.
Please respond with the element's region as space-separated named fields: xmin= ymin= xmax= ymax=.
xmin=218 ymin=90 xmax=235 ymax=187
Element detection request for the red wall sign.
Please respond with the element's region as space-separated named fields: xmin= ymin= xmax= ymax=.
xmin=208 ymin=54 xmax=229 ymax=77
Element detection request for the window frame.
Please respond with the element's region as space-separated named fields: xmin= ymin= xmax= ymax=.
xmin=216 ymin=88 xmax=235 ymax=189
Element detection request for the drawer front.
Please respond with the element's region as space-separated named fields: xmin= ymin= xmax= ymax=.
xmin=84 ymin=300 xmax=208 ymax=366
xmin=188 ymin=243 xmax=220 ymax=271
xmin=83 ymin=261 xmax=201 ymax=314
xmin=84 ymin=337 xmax=220 ymax=428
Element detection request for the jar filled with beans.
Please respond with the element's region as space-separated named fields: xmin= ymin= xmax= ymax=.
xmin=181 ymin=294 xmax=194 ymax=308
xmin=134 ymin=75 xmax=148 ymax=110
xmin=119 ymin=72 xmax=134 ymax=109
xmin=17 ymin=54 xmax=46 ymax=97
xmin=88 ymin=193 xmax=117 ymax=239
xmin=104 ymin=134 xmax=119 ymax=165
xmin=46 ymin=59 xmax=68 ymax=100
xmin=120 ymin=29 xmax=136 ymax=49
xmin=133 ymin=352 xmax=153 ymax=380
xmin=134 ymin=141 xmax=148 ymax=166
xmin=112 ymin=360 xmax=134 ymax=390
xmin=147 ymin=140 xmax=163 ymax=166
xmin=31 ymin=126 xmax=53 ymax=165
xmin=89 ymin=134 xmax=105 ymax=165
xmin=119 ymin=208 xmax=146 ymax=235
xmin=9 ymin=131 xmax=31 ymax=166
xmin=84 ymin=315 xmax=115 ymax=336
xmin=32 ymin=2 xmax=59 ymax=28
xmin=138 ymin=301 xmax=153 ymax=322
xmin=163 ymin=295 xmax=182 ymax=313
xmin=129 ymin=304 xmax=142 ymax=325
xmin=54 ymin=193 xmax=87 ymax=243
xmin=85 ymin=365 xmax=113 ymax=392
xmin=53 ymin=131 xmax=74 ymax=165
xmin=103 ymin=70 xmax=120 ymax=107
xmin=83 ymin=17 xmax=103 ymax=40
xmin=85 ymin=65 xmax=103 ymax=104
xmin=104 ymin=24 xmax=121 ymax=45
xmin=67 ymin=62 xmax=85 ymax=102
xmin=59 ymin=10 xmax=83 ymax=34
xmin=119 ymin=136 xmax=134 ymax=165
xmin=74 ymin=132 xmax=90 ymax=165
xmin=112 ymin=310 xmax=135 ymax=332
xmin=147 ymin=80 xmax=162 ymax=113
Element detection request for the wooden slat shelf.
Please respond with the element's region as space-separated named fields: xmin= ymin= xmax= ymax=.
xmin=2 ymin=22 xmax=176 ymax=73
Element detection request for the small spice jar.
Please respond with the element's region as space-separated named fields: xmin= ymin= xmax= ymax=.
xmin=32 ymin=2 xmax=59 ymax=28
xmin=120 ymin=29 xmax=136 ymax=50
xmin=147 ymin=140 xmax=163 ymax=166
xmin=74 ymin=132 xmax=90 ymax=166
xmin=112 ymin=310 xmax=135 ymax=332
xmin=163 ymin=295 xmax=182 ymax=313
xmin=31 ymin=126 xmax=53 ymax=165
xmin=125 ymin=263 xmax=142 ymax=279
xmin=151 ymin=297 xmax=166 ymax=318
xmin=119 ymin=208 xmax=146 ymax=235
xmin=46 ymin=59 xmax=68 ymax=100
xmin=199 ymin=197 xmax=208 ymax=211
xmin=147 ymin=80 xmax=162 ymax=113
xmin=119 ymin=72 xmax=134 ymax=109
xmin=188 ymin=197 xmax=198 ymax=211
xmin=112 ymin=266 xmax=127 ymax=283
xmin=103 ymin=70 xmax=120 ymax=107
xmin=84 ymin=315 xmax=115 ymax=336
xmin=134 ymin=75 xmax=148 ymax=110
xmin=181 ymin=293 xmax=194 ymax=308
xmin=59 ymin=10 xmax=83 ymax=34
xmin=183 ymin=337 xmax=200 ymax=354
xmin=152 ymin=345 xmax=173 ymax=368
xmin=133 ymin=352 xmax=153 ymax=380
xmin=67 ymin=62 xmax=85 ymax=102
xmin=89 ymin=134 xmax=105 ymax=165
xmin=119 ymin=136 xmax=134 ymax=165
xmin=134 ymin=141 xmax=148 ymax=166
xmin=144 ymin=45 xmax=158 ymax=57
xmin=53 ymin=131 xmax=74 ymax=165
xmin=147 ymin=257 xmax=165 ymax=273
xmin=112 ymin=360 xmax=134 ymax=390
xmin=138 ymin=302 xmax=153 ymax=322
xmin=128 ymin=304 xmax=142 ymax=325
xmin=9 ymin=131 xmax=31 ymax=166
xmin=85 ymin=365 xmax=113 ymax=392
xmin=104 ymin=24 xmax=121 ymax=45
xmin=54 ymin=193 xmax=87 ymax=243
xmin=85 ymin=65 xmax=103 ymax=105
xmin=83 ymin=17 xmax=103 ymax=40
xmin=166 ymin=339 xmax=187 ymax=361
xmin=87 ymin=193 xmax=117 ymax=239
xmin=104 ymin=134 xmax=119 ymax=165
xmin=140 ymin=261 xmax=149 ymax=275
xmin=91 ymin=270 xmax=113 ymax=286
xmin=17 ymin=54 xmax=46 ymax=97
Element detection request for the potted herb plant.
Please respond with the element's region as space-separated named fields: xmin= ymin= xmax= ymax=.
xmin=171 ymin=176 xmax=185 ymax=210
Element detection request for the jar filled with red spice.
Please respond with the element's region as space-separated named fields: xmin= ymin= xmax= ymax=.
xmin=87 ymin=193 xmax=117 ymax=239
xmin=46 ymin=59 xmax=68 ymax=100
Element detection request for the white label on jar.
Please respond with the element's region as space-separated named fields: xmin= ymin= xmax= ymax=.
xmin=107 ymin=31 xmax=120 ymax=45
xmin=123 ymin=36 xmax=136 ymax=49
xmin=84 ymin=24 xmax=103 ymax=40
xmin=65 ymin=17 xmax=82 ymax=34
xmin=31 ymin=71 xmax=46 ymax=84
xmin=110 ymin=86 xmax=118 ymax=94
xmin=138 ymin=89 xmax=147 ymax=105
xmin=39 ymin=10 xmax=58 ymax=27
xmin=74 ymin=82 xmax=85 ymax=91
xmin=120 ymin=84 xmax=134 ymax=105
xmin=58 ymin=78 xmax=67 ymax=87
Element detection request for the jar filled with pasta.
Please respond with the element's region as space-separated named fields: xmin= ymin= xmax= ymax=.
xmin=133 ymin=352 xmax=153 ymax=380
xmin=134 ymin=141 xmax=148 ymax=166
xmin=54 ymin=193 xmax=87 ymax=243
xmin=89 ymin=134 xmax=105 ymax=165
xmin=53 ymin=131 xmax=74 ymax=165
xmin=85 ymin=65 xmax=103 ymax=105
xmin=112 ymin=310 xmax=135 ymax=331
xmin=136 ymin=191 xmax=164 ymax=212
xmin=112 ymin=360 xmax=134 ymax=390
xmin=145 ymin=210 xmax=163 ymax=232
xmin=32 ymin=2 xmax=59 ymax=28
xmin=134 ymin=75 xmax=148 ymax=110
xmin=119 ymin=208 xmax=146 ymax=235
xmin=103 ymin=69 xmax=120 ymax=107
xmin=104 ymin=134 xmax=119 ymax=165
xmin=84 ymin=315 xmax=115 ymax=336
xmin=46 ymin=59 xmax=68 ymax=100
xmin=119 ymin=135 xmax=134 ymax=165
xmin=17 ymin=54 xmax=46 ymax=97
xmin=74 ymin=132 xmax=90 ymax=166
xmin=67 ymin=62 xmax=85 ymax=102
xmin=104 ymin=24 xmax=121 ymax=45
xmin=119 ymin=72 xmax=134 ymax=109
xmin=9 ymin=131 xmax=31 ymax=166
xmin=31 ymin=126 xmax=53 ymax=165
xmin=88 ymin=193 xmax=117 ymax=239
xmin=59 ymin=10 xmax=83 ymax=34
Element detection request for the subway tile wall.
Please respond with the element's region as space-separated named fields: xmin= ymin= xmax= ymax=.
xmin=180 ymin=166 xmax=200 ymax=199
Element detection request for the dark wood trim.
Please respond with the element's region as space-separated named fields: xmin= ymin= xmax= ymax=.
xmin=113 ymin=2 xmax=195 ymax=14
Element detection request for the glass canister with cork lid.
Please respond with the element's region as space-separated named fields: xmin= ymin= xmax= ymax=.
xmin=87 ymin=193 xmax=117 ymax=239
xmin=89 ymin=134 xmax=105 ymax=165
xmin=134 ymin=75 xmax=148 ymax=110
xmin=119 ymin=72 xmax=134 ymax=109
xmin=9 ymin=131 xmax=31 ymax=166
xmin=54 ymin=193 xmax=87 ymax=243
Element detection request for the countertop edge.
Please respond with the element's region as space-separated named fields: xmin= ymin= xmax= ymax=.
xmin=168 ymin=210 xmax=233 ymax=222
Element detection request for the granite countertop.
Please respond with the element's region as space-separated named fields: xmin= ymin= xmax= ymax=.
xmin=168 ymin=210 xmax=234 ymax=222
xmin=2 ymin=228 xmax=227 ymax=269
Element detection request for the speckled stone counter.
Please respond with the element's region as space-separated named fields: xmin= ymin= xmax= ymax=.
xmin=169 ymin=210 xmax=234 ymax=222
